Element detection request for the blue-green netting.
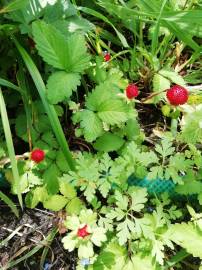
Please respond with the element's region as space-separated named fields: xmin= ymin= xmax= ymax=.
xmin=127 ymin=175 xmax=176 ymax=194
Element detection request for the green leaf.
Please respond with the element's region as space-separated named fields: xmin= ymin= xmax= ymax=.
xmin=32 ymin=20 xmax=90 ymax=72
xmin=152 ymin=73 xmax=170 ymax=102
xmin=131 ymin=254 xmax=155 ymax=270
xmin=94 ymin=133 xmax=124 ymax=152
xmin=78 ymin=241 xmax=94 ymax=259
xmin=59 ymin=180 xmax=76 ymax=199
xmin=93 ymin=251 xmax=115 ymax=270
xmin=25 ymin=186 xmax=48 ymax=209
xmin=98 ymin=100 xmax=128 ymax=125
xmin=80 ymin=110 xmax=103 ymax=142
xmin=168 ymin=222 xmax=202 ymax=259
xmin=159 ymin=69 xmax=186 ymax=86
xmin=91 ymin=227 xmax=107 ymax=246
xmin=56 ymin=151 xmax=69 ymax=173
xmin=44 ymin=195 xmax=68 ymax=211
xmin=47 ymin=71 xmax=81 ymax=104
xmin=66 ymin=197 xmax=82 ymax=215
xmin=62 ymin=232 xmax=78 ymax=251
xmin=129 ymin=187 xmax=148 ymax=212
xmin=152 ymin=239 xmax=165 ymax=265
xmin=43 ymin=164 xmax=60 ymax=194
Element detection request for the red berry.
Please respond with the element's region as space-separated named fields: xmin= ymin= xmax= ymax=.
xmin=104 ymin=53 xmax=111 ymax=62
xmin=77 ymin=225 xmax=90 ymax=238
xmin=31 ymin=149 xmax=45 ymax=163
xmin=166 ymin=85 xmax=188 ymax=106
xmin=125 ymin=83 xmax=139 ymax=99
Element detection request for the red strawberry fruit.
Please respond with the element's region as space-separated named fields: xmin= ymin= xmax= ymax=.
xmin=31 ymin=149 xmax=45 ymax=163
xmin=125 ymin=83 xmax=139 ymax=99
xmin=104 ymin=52 xmax=111 ymax=62
xmin=166 ymin=85 xmax=188 ymax=106
xmin=77 ymin=225 xmax=90 ymax=238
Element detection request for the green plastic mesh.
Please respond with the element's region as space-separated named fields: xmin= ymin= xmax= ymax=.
xmin=127 ymin=175 xmax=176 ymax=194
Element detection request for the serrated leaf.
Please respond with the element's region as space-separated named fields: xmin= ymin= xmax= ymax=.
xmin=129 ymin=187 xmax=148 ymax=212
xmin=43 ymin=163 xmax=60 ymax=194
xmin=66 ymin=197 xmax=82 ymax=215
xmin=56 ymin=151 xmax=69 ymax=173
xmin=80 ymin=110 xmax=103 ymax=142
xmin=152 ymin=73 xmax=170 ymax=102
xmin=43 ymin=194 xmax=68 ymax=211
xmin=91 ymin=227 xmax=107 ymax=246
xmin=94 ymin=133 xmax=124 ymax=152
xmin=168 ymin=222 xmax=202 ymax=259
xmin=47 ymin=71 xmax=81 ymax=104
xmin=25 ymin=186 xmax=48 ymax=208
xmin=86 ymin=82 xmax=114 ymax=111
xmin=32 ymin=20 xmax=90 ymax=72
xmin=131 ymin=254 xmax=155 ymax=270
xmin=59 ymin=180 xmax=76 ymax=199
xmin=159 ymin=69 xmax=186 ymax=86
xmin=117 ymin=219 xmax=131 ymax=245
xmin=152 ymin=239 xmax=165 ymax=265
xmin=98 ymin=100 xmax=128 ymax=125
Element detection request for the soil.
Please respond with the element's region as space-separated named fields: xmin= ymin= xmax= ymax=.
xmin=0 ymin=199 xmax=77 ymax=270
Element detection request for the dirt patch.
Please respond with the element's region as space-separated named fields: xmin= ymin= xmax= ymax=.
xmin=0 ymin=201 xmax=77 ymax=270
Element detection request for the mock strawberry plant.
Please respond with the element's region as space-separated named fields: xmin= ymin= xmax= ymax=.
xmin=0 ymin=0 xmax=202 ymax=269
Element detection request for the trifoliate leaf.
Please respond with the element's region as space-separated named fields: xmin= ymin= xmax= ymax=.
xmin=43 ymin=195 xmax=68 ymax=211
xmin=94 ymin=133 xmax=124 ymax=152
xmin=97 ymin=100 xmax=128 ymax=125
xmin=47 ymin=71 xmax=81 ymax=104
xmin=32 ymin=20 xmax=90 ymax=72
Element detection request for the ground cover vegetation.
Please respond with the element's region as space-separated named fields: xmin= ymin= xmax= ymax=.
xmin=0 ymin=0 xmax=202 ymax=269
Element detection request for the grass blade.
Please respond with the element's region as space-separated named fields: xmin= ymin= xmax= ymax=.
xmin=13 ymin=38 xmax=75 ymax=171
xmin=0 ymin=88 xmax=23 ymax=208
xmin=151 ymin=0 xmax=168 ymax=55
xmin=0 ymin=0 xmax=28 ymax=13
xmin=78 ymin=6 xmax=129 ymax=48
xmin=0 ymin=190 xmax=19 ymax=218
xmin=0 ymin=78 xmax=21 ymax=92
